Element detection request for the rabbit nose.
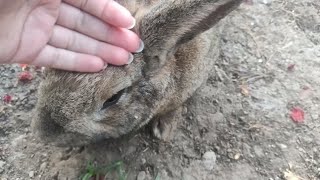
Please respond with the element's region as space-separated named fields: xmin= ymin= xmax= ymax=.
xmin=35 ymin=118 xmax=64 ymax=140
xmin=32 ymin=109 xmax=65 ymax=142
xmin=94 ymin=134 xmax=107 ymax=142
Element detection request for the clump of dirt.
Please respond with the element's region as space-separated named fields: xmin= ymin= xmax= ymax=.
xmin=0 ymin=0 xmax=319 ymax=179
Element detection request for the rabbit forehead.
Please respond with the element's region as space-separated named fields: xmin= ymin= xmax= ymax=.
xmin=40 ymin=70 xmax=108 ymax=106
xmin=40 ymin=59 xmax=144 ymax=107
xmin=45 ymin=65 xmax=131 ymax=89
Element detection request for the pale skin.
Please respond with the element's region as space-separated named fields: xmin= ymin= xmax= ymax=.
xmin=0 ymin=0 xmax=143 ymax=72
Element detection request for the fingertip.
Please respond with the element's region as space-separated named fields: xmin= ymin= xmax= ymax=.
xmin=104 ymin=1 xmax=135 ymax=28
xmin=111 ymin=49 xmax=132 ymax=66
xmin=126 ymin=53 xmax=134 ymax=64
xmin=127 ymin=18 xmax=136 ymax=29
xmin=102 ymin=63 xmax=108 ymax=70
xmin=135 ymin=40 xmax=144 ymax=53
xmin=83 ymin=58 xmax=105 ymax=72
xmin=103 ymin=48 xmax=133 ymax=66
xmin=118 ymin=29 xmax=142 ymax=53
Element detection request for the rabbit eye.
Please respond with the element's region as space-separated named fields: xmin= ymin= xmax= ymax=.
xmin=101 ymin=89 xmax=125 ymax=110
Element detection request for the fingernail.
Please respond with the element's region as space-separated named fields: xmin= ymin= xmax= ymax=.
xmin=127 ymin=53 xmax=134 ymax=64
xmin=102 ymin=63 xmax=108 ymax=70
xmin=127 ymin=18 xmax=136 ymax=29
xmin=135 ymin=40 xmax=144 ymax=53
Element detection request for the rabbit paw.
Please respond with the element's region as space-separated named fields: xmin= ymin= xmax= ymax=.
xmin=152 ymin=108 xmax=181 ymax=141
xmin=152 ymin=118 xmax=177 ymax=141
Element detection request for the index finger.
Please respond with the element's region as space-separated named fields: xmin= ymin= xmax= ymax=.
xmin=62 ymin=0 xmax=135 ymax=29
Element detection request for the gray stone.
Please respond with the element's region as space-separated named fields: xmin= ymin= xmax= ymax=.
xmin=257 ymin=0 xmax=272 ymax=5
xmin=202 ymin=151 xmax=217 ymax=171
xmin=137 ymin=171 xmax=146 ymax=180
xmin=0 ymin=161 xmax=5 ymax=169
xmin=253 ymin=146 xmax=264 ymax=157
xmin=29 ymin=171 xmax=35 ymax=178
xmin=40 ymin=162 xmax=47 ymax=172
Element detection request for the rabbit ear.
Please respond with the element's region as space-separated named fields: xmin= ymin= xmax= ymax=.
xmin=139 ymin=0 xmax=242 ymax=59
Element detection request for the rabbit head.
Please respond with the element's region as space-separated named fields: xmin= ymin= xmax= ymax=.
xmin=32 ymin=0 xmax=243 ymax=146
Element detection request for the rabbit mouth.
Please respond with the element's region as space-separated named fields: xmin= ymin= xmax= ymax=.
xmin=101 ymin=88 xmax=126 ymax=110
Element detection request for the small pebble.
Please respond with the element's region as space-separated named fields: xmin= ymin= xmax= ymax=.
xmin=141 ymin=158 xmax=146 ymax=164
xmin=234 ymin=153 xmax=241 ymax=160
xmin=277 ymin=144 xmax=288 ymax=150
xmin=257 ymin=0 xmax=272 ymax=5
xmin=40 ymin=162 xmax=47 ymax=171
xmin=0 ymin=160 xmax=5 ymax=169
xmin=137 ymin=171 xmax=147 ymax=180
xmin=253 ymin=146 xmax=264 ymax=157
xmin=29 ymin=171 xmax=35 ymax=178
xmin=202 ymin=151 xmax=217 ymax=171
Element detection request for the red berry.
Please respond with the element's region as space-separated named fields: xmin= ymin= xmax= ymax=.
xmin=3 ymin=94 xmax=12 ymax=104
xmin=19 ymin=72 xmax=33 ymax=82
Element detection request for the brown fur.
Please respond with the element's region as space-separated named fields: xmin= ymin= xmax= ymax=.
xmin=32 ymin=0 xmax=243 ymax=146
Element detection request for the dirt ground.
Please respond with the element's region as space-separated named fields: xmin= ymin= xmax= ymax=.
xmin=1 ymin=0 xmax=320 ymax=179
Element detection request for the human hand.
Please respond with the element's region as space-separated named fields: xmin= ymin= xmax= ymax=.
xmin=0 ymin=0 xmax=143 ymax=72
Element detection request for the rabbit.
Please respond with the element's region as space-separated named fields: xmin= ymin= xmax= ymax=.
xmin=32 ymin=0 xmax=243 ymax=146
